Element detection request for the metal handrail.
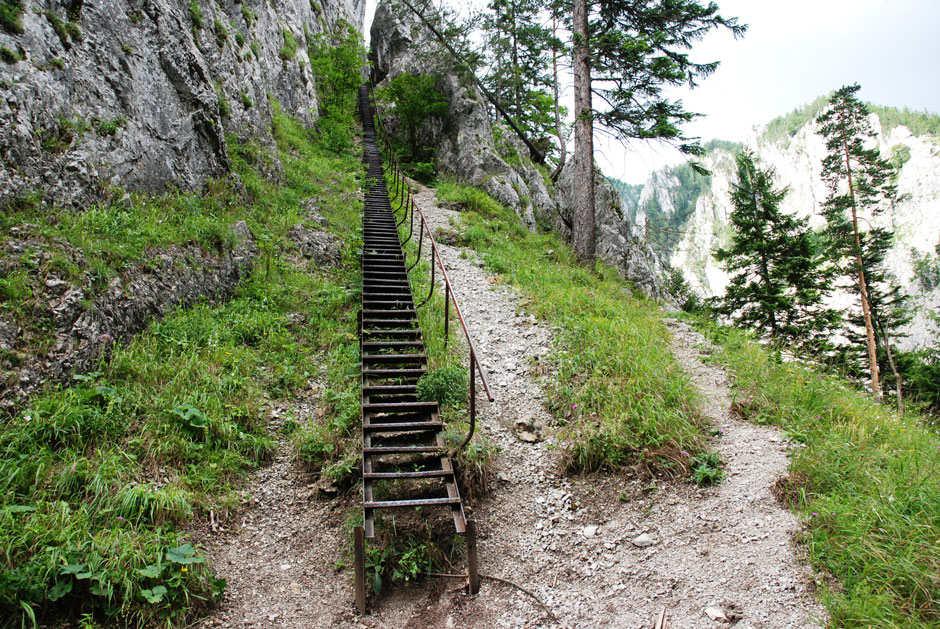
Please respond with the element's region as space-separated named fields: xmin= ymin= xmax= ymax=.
xmin=367 ymin=81 xmax=494 ymax=450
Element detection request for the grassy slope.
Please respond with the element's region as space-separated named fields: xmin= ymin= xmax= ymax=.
xmin=694 ymin=320 xmax=940 ymax=627
xmin=437 ymin=178 xmax=940 ymax=625
xmin=0 ymin=112 xmax=363 ymax=626
xmin=434 ymin=182 xmax=710 ymax=477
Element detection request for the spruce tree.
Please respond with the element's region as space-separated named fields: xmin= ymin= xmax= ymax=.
xmin=570 ymin=0 xmax=744 ymax=262
xmin=816 ymin=83 xmax=904 ymax=402
xmin=713 ymin=150 xmax=836 ymax=349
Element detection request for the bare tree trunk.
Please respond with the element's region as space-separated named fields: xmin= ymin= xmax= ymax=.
xmin=571 ymin=0 xmax=595 ymax=263
xmin=844 ymin=140 xmax=881 ymax=400
xmin=875 ymin=315 xmax=904 ymax=414
xmin=550 ymin=12 xmax=567 ymax=182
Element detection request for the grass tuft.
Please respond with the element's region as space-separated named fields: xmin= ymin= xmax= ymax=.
xmin=695 ymin=319 xmax=940 ymax=626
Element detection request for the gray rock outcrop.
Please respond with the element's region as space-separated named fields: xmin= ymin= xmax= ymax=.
xmin=0 ymin=0 xmax=365 ymax=208
xmin=370 ymin=0 xmax=669 ymax=300
xmin=0 ymin=221 xmax=257 ymax=413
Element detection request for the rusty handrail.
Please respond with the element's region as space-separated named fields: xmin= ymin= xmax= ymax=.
xmin=367 ymin=82 xmax=494 ymax=451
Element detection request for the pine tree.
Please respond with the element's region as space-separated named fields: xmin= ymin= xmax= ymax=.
xmin=816 ymin=83 xmax=905 ymax=403
xmin=712 ymin=150 xmax=836 ymax=349
xmin=570 ymin=0 xmax=744 ymax=262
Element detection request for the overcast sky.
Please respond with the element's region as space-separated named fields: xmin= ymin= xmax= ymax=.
xmin=365 ymin=0 xmax=940 ymax=183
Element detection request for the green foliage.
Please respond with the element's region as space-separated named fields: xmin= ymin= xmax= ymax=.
xmin=762 ymin=95 xmax=831 ymax=145
xmin=240 ymin=92 xmax=253 ymax=109
xmin=0 ymin=44 xmax=22 ymax=64
xmin=0 ymin=0 xmax=24 ymax=34
xmin=869 ymin=104 xmax=940 ymax=137
xmin=890 ymin=144 xmax=912 ymax=170
xmin=278 ymin=27 xmax=297 ymax=60
xmin=1 ymin=105 xmax=365 ymax=625
xmin=240 ymin=5 xmax=255 ymax=28
xmin=307 ymin=22 xmax=366 ymax=154
xmin=45 ymin=11 xmax=82 ymax=50
xmin=438 ymin=184 xmax=710 ymax=475
xmin=188 ymin=0 xmax=202 ymax=29
xmin=214 ymin=82 xmax=230 ymax=118
xmin=121 ymin=43 xmax=133 ymax=55
xmin=711 ymin=150 xmax=838 ymax=352
xmin=234 ymin=29 xmax=246 ymax=48
xmin=696 ymin=319 xmax=940 ymax=626
xmin=94 ymin=116 xmax=126 ymax=136
xmin=416 ymin=367 xmax=468 ymax=408
xmin=212 ymin=18 xmax=228 ymax=48
xmin=587 ymin=1 xmax=744 ymax=156
xmin=817 ymin=83 xmax=908 ymax=391
xmin=434 ymin=181 xmax=507 ymax=217
xmin=689 ymin=451 xmax=724 ymax=485
xmin=377 ymin=72 xmax=448 ymax=160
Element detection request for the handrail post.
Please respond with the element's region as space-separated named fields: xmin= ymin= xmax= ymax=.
xmin=408 ymin=222 xmax=424 ymax=272
xmin=402 ymin=194 xmax=415 ymax=245
xmin=444 ymin=284 xmax=450 ymax=348
xmin=459 ymin=352 xmax=476 ymax=451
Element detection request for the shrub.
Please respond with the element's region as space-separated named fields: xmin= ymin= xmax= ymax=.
xmin=416 ymin=367 xmax=467 ymax=408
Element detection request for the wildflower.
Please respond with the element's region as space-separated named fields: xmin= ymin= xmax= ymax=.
xmin=587 ymin=292 xmax=596 ymax=297
xmin=572 ymin=403 xmax=578 ymax=410
xmin=98 ymin=333 xmax=113 ymax=343
xmin=181 ymin=566 xmax=188 ymax=573
xmin=680 ymin=450 xmax=689 ymax=456
xmin=811 ymin=512 xmax=819 ymax=517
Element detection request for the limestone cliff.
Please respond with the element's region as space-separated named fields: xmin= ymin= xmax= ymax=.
xmin=0 ymin=0 xmax=365 ymax=207
xmin=618 ymin=102 xmax=940 ymax=347
xmin=369 ymin=0 xmax=669 ymax=301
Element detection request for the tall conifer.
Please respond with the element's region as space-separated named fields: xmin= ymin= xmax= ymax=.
xmin=713 ymin=150 xmax=836 ymax=349
xmin=816 ymin=83 xmax=904 ymax=402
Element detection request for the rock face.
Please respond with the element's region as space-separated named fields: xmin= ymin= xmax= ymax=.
xmin=0 ymin=221 xmax=257 ymax=413
xmin=0 ymin=0 xmax=365 ymax=208
xmin=370 ymin=0 xmax=670 ymax=300
xmin=620 ymin=105 xmax=940 ymax=346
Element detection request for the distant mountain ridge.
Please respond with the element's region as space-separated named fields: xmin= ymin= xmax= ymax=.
xmin=612 ymin=98 xmax=940 ymax=349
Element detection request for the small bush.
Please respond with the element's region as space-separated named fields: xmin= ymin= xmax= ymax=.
xmin=690 ymin=451 xmax=724 ymax=485
xmin=235 ymin=29 xmax=246 ymax=48
xmin=240 ymin=5 xmax=255 ymax=28
xmin=278 ymin=27 xmax=297 ymax=60
xmin=240 ymin=92 xmax=253 ymax=109
xmin=212 ymin=18 xmax=228 ymax=48
xmin=416 ymin=367 xmax=467 ymax=408
xmin=0 ymin=45 xmax=22 ymax=63
xmin=0 ymin=0 xmax=25 ymax=34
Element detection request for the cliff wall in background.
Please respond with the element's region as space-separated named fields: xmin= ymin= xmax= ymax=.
xmin=618 ymin=105 xmax=940 ymax=348
xmin=370 ymin=0 xmax=670 ymax=301
xmin=0 ymin=0 xmax=365 ymax=208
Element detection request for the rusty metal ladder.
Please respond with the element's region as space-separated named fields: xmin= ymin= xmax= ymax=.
xmin=353 ymin=84 xmax=479 ymax=613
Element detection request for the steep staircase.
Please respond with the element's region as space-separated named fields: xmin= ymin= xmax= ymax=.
xmin=353 ymin=84 xmax=477 ymax=613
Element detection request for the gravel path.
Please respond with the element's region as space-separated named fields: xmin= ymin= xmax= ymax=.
xmin=198 ymin=185 xmax=828 ymax=628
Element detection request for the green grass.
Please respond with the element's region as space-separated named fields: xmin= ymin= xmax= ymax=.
xmin=434 ymin=182 xmax=707 ymax=477
xmin=278 ymin=28 xmax=298 ymax=61
xmin=694 ymin=320 xmax=940 ymax=627
xmin=0 ymin=108 xmax=364 ymax=626
xmin=0 ymin=0 xmax=24 ymax=34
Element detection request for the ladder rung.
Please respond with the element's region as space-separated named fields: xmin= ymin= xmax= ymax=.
xmin=363 ymin=470 xmax=451 ymax=479
xmin=363 ymin=497 xmax=461 ymax=509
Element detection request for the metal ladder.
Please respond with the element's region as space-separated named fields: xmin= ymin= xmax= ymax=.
xmin=353 ymin=84 xmax=479 ymax=613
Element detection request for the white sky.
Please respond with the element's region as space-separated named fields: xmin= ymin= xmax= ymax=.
xmin=365 ymin=0 xmax=940 ymax=183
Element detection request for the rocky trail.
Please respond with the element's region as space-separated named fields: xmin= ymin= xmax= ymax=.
xmin=198 ymin=185 xmax=828 ymax=628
